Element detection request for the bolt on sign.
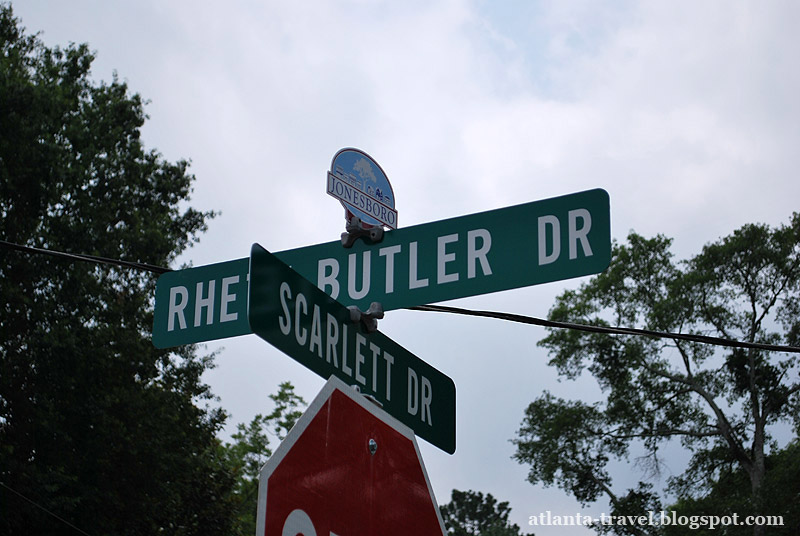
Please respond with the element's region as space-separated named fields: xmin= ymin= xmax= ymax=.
xmin=152 ymin=189 xmax=611 ymax=349
xmin=248 ymin=243 xmax=456 ymax=454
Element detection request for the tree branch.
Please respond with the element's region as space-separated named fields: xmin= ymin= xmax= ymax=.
xmin=587 ymin=473 xmax=654 ymax=536
xmin=601 ymin=428 xmax=720 ymax=441
xmin=632 ymin=355 xmax=754 ymax=473
xmin=698 ymin=294 xmax=736 ymax=342
xmin=753 ymin=255 xmax=800 ymax=335
xmin=674 ymin=339 xmax=694 ymax=379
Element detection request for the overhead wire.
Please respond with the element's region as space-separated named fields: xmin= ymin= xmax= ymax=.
xmin=2 ymin=239 xmax=799 ymax=354
xmin=0 ymin=239 xmax=172 ymax=274
xmin=408 ymin=304 xmax=800 ymax=354
xmin=0 ymin=481 xmax=94 ymax=536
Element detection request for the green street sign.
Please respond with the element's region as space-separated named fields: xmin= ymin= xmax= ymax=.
xmin=248 ymin=243 xmax=456 ymax=454
xmin=152 ymin=258 xmax=250 ymax=349
xmin=152 ymin=189 xmax=610 ymax=348
xmin=279 ymin=188 xmax=611 ymax=311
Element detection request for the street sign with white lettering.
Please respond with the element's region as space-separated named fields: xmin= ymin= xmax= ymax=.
xmin=248 ymin=243 xmax=457 ymax=454
xmin=152 ymin=258 xmax=250 ymax=349
xmin=152 ymin=189 xmax=610 ymax=348
xmin=280 ymin=187 xmax=610 ymax=310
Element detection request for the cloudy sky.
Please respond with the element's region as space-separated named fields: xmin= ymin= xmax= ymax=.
xmin=14 ymin=1 xmax=800 ymax=533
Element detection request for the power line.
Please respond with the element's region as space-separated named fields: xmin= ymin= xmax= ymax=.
xmin=0 ymin=239 xmax=171 ymax=274
xmin=409 ymin=304 xmax=800 ymax=354
xmin=3 ymin=239 xmax=799 ymax=354
xmin=0 ymin=481 xmax=94 ymax=536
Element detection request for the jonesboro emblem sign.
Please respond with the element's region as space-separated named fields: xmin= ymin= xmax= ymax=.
xmin=326 ymin=148 xmax=398 ymax=229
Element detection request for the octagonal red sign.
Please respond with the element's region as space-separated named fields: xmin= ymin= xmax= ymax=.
xmin=255 ymin=376 xmax=446 ymax=535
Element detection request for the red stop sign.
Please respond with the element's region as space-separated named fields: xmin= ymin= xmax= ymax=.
xmin=256 ymin=377 xmax=446 ymax=536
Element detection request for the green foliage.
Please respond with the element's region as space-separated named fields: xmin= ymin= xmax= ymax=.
xmin=514 ymin=393 xmax=624 ymax=505
xmin=513 ymin=215 xmax=800 ymax=536
xmin=664 ymin=441 xmax=800 ymax=535
xmin=221 ymin=382 xmax=307 ymax=536
xmin=440 ymin=489 xmax=534 ymax=536
xmin=0 ymin=5 xmax=234 ymax=534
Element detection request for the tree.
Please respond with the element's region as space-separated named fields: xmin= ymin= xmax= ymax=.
xmin=663 ymin=440 xmax=800 ymax=535
xmin=513 ymin=215 xmax=800 ymax=536
xmin=221 ymin=382 xmax=307 ymax=536
xmin=0 ymin=5 xmax=232 ymax=534
xmin=440 ymin=489 xmax=534 ymax=536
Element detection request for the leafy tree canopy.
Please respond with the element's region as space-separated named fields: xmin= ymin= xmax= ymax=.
xmin=440 ymin=489 xmax=534 ymax=536
xmin=221 ymin=382 xmax=307 ymax=536
xmin=0 ymin=4 xmax=236 ymax=534
xmin=513 ymin=214 xmax=800 ymax=536
xmin=664 ymin=440 xmax=800 ymax=535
